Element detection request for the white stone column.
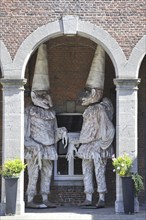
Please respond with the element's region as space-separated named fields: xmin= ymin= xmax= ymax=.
xmin=0 ymin=78 xmax=26 ymax=215
xmin=113 ymin=78 xmax=141 ymax=213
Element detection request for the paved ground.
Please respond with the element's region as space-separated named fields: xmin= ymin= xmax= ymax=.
xmin=0 ymin=206 xmax=146 ymax=220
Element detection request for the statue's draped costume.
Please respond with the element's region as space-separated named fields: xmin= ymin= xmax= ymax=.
xmin=77 ymin=100 xmax=115 ymax=194
xmin=25 ymin=105 xmax=61 ymax=198
xmin=24 ymin=44 xmax=67 ymax=207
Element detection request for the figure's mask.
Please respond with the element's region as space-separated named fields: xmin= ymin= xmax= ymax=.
xmin=78 ymin=88 xmax=103 ymax=106
xmin=31 ymin=90 xmax=53 ymax=109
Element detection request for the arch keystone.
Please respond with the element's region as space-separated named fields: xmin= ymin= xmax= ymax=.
xmin=62 ymin=15 xmax=78 ymax=35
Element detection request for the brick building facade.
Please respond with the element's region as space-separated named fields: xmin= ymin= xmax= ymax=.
xmin=0 ymin=0 xmax=146 ymax=215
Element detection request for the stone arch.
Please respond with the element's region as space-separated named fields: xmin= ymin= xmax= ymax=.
xmin=0 ymin=41 xmax=12 ymax=77
xmin=12 ymin=15 xmax=126 ymax=79
xmin=126 ymin=35 xmax=146 ymax=78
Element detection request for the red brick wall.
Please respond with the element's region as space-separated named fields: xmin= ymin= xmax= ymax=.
xmin=1 ymin=0 xmax=145 ymax=59
xmin=48 ymin=37 xmax=96 ymax=106
xmin=1 ymin=0 xmax=146 ymax=205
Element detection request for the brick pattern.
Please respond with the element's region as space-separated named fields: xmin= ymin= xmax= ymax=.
xmin=48 ymin=36 xmax=96 ymax=108
xmin=1 ymin=0 xmax=145 ymax=59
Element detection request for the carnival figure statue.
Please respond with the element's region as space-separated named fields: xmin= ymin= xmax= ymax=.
xmin=67 ymin=45 xmax=115 ymax=208
xmin=25 ymin=44 xmax=67 ymax=208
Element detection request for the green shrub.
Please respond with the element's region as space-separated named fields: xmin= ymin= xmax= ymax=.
xmin=0 ymin=159 xmax=27 ymax=177
xmin=112 ymin=153 xmax=133 ymax=177
xmin=112 ymin=154 xmax=144 ymax=196
xmin=132 ymin=173 xmax=144 ymax=197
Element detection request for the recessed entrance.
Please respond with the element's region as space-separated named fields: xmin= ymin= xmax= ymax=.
xmin=24 ymin=35 xmax=116 ymax=206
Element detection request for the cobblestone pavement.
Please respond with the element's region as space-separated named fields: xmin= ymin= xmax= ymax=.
xmin=0 ymin=206 xmax=146 ymax=220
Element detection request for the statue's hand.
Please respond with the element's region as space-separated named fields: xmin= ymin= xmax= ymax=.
xmin=70 ymin=139 xmax=79 ymax=148
xmin=56 ymin=127 xmax=68 ymax=147
xmin=61 ymin=130 xmax=68 ymax=148
xmin=66 ymin=143 xmax=78 ymax=161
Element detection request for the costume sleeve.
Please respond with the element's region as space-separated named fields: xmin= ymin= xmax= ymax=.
xmin=79 ymin=106 xmax=101 ymax=144
xmin=79 ymin=104 xmax=115 ymax=149
xmin=95 ymin=105 xmax=115 ymax=150
xmin=24 ymin=106 xmax=39 ymax=148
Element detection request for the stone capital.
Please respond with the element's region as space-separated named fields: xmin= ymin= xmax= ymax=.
xmin=113 ymin=78 xmax=141 ymax=90
xmin=0 ymin=78 xmax=27 ymax=90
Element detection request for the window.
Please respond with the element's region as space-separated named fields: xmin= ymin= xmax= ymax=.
xmin=54 ymin=113 xmax=83 ymax=182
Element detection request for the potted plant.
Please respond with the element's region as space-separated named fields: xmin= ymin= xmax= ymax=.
xmin=112 ymin=154 xmax=144 ymax=214
xmin=0 ymin=159 xmax=27 ymax=215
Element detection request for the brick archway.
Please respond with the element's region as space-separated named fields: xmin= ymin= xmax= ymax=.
xmin=0 ymin=16 xmax=144 ymax=214
xmin=126 ymin=35 xmax=146 ymax=78
xmin=0 ymin=41 xmax=12 ymax=78
xmin=12 ymin=15 xmax=126 ymax=79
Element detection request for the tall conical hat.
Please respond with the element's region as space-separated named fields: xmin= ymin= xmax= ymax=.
xmin=31 ymin=44 xmax=50 ymax=91
xmin=86 ymin=45 xmax=105 ymax=89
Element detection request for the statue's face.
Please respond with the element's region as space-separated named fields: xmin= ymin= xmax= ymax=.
xmin=31 ymin=90 xmax=53 ymax=109
xmin=78 ymin=88 xmax=103 ymax=106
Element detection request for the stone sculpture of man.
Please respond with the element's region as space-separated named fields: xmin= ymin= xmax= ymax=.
xmin=68 ymin=45 xmax=115 ymax=208
xmin=24 ymin=44 xmax=67 ymax=208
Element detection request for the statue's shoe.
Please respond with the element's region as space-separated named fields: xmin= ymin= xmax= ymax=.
xmin=43 ymin=200 xmax=56 ymax=208
xmin=78 ymin=199 xmax=92 ymax=206
xmin=26 ymin=202 xmax=44 ymax=209
xmin=96 ymin=199 xmax=105 ymax=208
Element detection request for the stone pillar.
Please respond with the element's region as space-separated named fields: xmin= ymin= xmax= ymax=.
xmin=0 ymin=78 xmax=27 ymax=215
xmin=113 ymin=78 xmax=141 ymax=213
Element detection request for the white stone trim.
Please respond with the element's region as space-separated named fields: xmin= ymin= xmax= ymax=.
xmin=114 ymin=78 xmax=141 ymax=213
xmin=1 ymin=20 xmax=145 ymax=80
xmin=11 ymin=16 xmax=126 ymax=79
xmin=62 ymin=15 xmax=78 ymax=35
xmin=0 ymin=78 xmax=26 ymax=215
xmin=0 ymin=41 xmax=12 ymax=77
xmin=114 ymin=78 xmax=141 ymax=90
xmin=12 ymin=20 xmax=63 ymax=79
xmin=77 ymin=20 xmax=126 ymax=76
xmin=125 ymin=35 xmax=146 ymax=78
xmin=0 ymin=78 xmax=27 ymax=88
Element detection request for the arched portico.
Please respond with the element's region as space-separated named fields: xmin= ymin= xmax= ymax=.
xmin=125 ymin=35 xmax=146 ymax=78
xmin=0 ymin=16 xmax=144 ymax=214
xmin=12 ymin=15 xmax=126 ymax=79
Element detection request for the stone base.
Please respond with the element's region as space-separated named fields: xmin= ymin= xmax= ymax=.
xmin=134 ymin=197 xmax=139 ymax=213
xmin=115 ymin=198 xmax=139 ymax=213
xmin=115 ymin=200 xmax=124 ymax=213
xmin=15 ymin=201 xmax=25 ymax=215
xmin=81 ymin=205 xmax=97 ymax=209
xmin=0 ymin=203 xmax=6 ymax=216
xmin=140 ymin=202 xmax=146 ymax=210
xmin=26 ymin=205 xmax=48 ymax=209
